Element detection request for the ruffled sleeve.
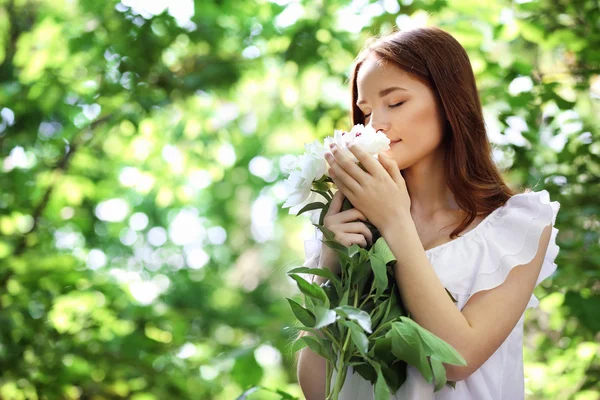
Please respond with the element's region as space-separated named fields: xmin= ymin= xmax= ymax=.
xmin=463 ymin=189 xmax=561 ymax=309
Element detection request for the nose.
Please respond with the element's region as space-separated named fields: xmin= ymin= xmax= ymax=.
xmin=367 ymin=118 xmax=389 ymax=134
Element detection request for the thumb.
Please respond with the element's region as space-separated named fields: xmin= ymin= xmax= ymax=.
xmin=327 ymin=189 xmax=345 ymax=215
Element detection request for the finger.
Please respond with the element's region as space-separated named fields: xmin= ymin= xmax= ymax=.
xmin=329 ymin=145 xmax=369 ymax=186
xmin=346 ymin=233 xmax=368 ymax=248
xmin=342 ymin=222 xmax=370 ymax=234
xmin=337 ymin=208 xmax=367 ymax=223
xmin=329 ymin=170 xmax=355 ymax=200
xmin=363 ymin=225 xmax=373 ymax=246
xmin=378 ymin=153 xmax=403 ymax=184
xmin=329 ymin=158 xmax=360 ymax=195
xmin=347 ymin=143 xmax=387 ymax=180
xmin=345 ymin=222 xmax=373 ymax=246
xmin=326 ymin=189 xmax=345 ymax=216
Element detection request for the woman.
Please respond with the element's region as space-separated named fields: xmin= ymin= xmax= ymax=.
xmin=296 ymin=26 xmax=560 ymax=399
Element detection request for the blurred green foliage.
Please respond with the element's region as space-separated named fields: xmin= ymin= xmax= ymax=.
xmin=0 ymin=0 xmax=598 ymax=399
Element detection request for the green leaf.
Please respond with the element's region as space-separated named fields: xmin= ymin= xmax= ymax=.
xmin=313 ymin=223 xmax=336 ymax=241
xmin=369 ymin=254 xmax=388 ymax=301
xmin=235 ymin=386 xmax=261 ymax=400
xmin=313 ymin=180 xmax=330 ymax=192
xmin=286 ymin=298 xmax=316 ymax=327
xmin=347 ymin=244 xmax=361 ymax=259
xmin=322 ymin=239 xmax=350 ymax=257
xmin=310 ymin=188 xmax=331 ymax=201
xmin=289 ymin=273 xmax=329 ymax=307
xmin=297 ymin=201 xmax=325 ymax=216
xmin=287 ymin=267 xmax=341 ymax=293
xmin=389 ymin=322 xmax=433 ymax=383
xmin=339 ymin=289 xmax=349 ymax=307
xmin=372 ymin=237 xmax=396 ymax=264
xmin=399 ymin=317 xmax=467 ymax=367
xmin=231 ymin=351 xmax=263 ymax=389
xmin=371 ymin=336 xmax=397 ymax=366
xmin=291 ymin=337 xmax=309 ymax=353
xmin=313 ymin=306 xmax=337 ymax=329
xmin=301 ymin=335 xmax=330 ymax=361
xmin=345 ymin=320 xmax=369 ymax=356
xmin=370 ymin=297 xmax=390 ymax=327
xmin=352 ymin=362 xmax=378 ymax=383
xmin=445 ymin=288 xmax=458 ymax=303
xmin=334 ymin=305 xmax=372 ymax=333
xmin=275 ymin=388 xmax=300 ymax=400
xmin=430 ymin=355 xmax=447 ymax=392
xmin=374 ymin=364 xmax=390 ymax=400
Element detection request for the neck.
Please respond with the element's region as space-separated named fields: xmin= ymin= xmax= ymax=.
xmin=402 ymin=146 xmax=459 ymax=219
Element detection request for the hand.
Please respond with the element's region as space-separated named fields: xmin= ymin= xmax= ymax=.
xmin=325 ymin=143 xmax=411 ymax=233
xmin=320 ymin=189 xmax=374 ymax=275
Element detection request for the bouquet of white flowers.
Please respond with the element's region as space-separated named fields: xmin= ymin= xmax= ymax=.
xmin=282 ymin=124 xmax=466 ymax=399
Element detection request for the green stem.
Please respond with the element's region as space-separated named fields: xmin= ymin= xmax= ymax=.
xmin=368 ymin=320 xmax=392 ymax=339
xmin=358 ymin=293 xmax=373 ymax=309
xmin=323 ymin=327 xmax=341 ymax=349
xmin=325 ymin=357 xmax=332 ymax=397
xmin=328 ymin=288 xmax=358 ymax=400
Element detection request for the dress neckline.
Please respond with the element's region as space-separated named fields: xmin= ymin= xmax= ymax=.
xmin=423 ymin=205 xmax=504 ymax=254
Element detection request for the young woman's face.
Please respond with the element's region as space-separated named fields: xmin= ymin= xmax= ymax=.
xmin=355 ymin=54 xmax=446 ymax=169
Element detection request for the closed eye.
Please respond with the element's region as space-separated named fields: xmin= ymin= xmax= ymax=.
xmin=363 ymin=102 xmax=404 ymax=118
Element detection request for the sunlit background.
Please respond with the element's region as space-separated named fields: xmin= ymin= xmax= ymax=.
xmin=0 ymin=0 xmax=599 ymax=398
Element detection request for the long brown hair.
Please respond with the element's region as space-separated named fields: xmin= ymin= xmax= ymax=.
xmin=350 ymin=27 xmax=518 ymax=239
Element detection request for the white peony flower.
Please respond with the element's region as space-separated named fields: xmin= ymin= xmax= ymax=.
xmin=282 ymin=170 xmax=313 ymax=210
xmin=281 ymin=124 xmax=390 ymax=216
xmin=324 ymin=124 xmax=390 ymax=164
xmin=324 ymin=129 xmax=353 ymax=148
xmin=351 ymin=124 xmax=391 ymax=156
xmin=280 ymin=155 xmax=300 ymax=175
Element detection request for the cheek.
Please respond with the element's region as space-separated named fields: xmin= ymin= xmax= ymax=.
xmin=399 ymin=104 xmax=444 ymax=144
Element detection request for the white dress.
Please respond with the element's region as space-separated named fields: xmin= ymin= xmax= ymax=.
xmin=302 ymin=189 xmax=561 ymax=400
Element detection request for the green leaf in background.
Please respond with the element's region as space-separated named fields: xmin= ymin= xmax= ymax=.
xmin=1 ymin=0 xmax=597 ymax=398
xmin=235 ymin=386 xmax=300 ymax=400
xmin=231 ymin=351 xmax=264 ymax=389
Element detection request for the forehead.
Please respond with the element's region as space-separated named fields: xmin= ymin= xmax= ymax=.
xmin=357 ymin=55 xmax=410 ymax=85
xmin=356 ymin=54 xmax=426 ymax=95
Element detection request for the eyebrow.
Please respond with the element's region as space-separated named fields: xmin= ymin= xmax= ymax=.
xmin=356 ymin=86 xmax=408 ymax=105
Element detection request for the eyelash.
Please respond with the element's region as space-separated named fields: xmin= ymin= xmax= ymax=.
xmin=363 ymin=102 xmax=404 ymax=118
